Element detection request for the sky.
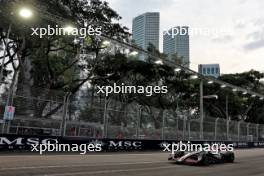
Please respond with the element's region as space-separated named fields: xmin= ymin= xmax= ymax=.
xmin=105 ymin=0 xmax=264 ymax=73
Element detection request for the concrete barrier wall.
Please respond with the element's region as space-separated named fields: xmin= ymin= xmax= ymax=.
xmin=0 ymin=134 xmax=264 ymax=152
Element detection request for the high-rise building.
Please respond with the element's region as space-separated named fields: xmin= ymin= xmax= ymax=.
xmin=132 ymin=12 xmax=160 ymax=51
xmin=163 ymin=26 xmax=190 ymax=67
xmin=198 ymin=64 xmax=220 ymax=78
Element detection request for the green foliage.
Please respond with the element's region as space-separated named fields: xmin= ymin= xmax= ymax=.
xmin=0 ymin=0 xmax=129 ymax=118
xmin=80 ymin=51 xmax=264 ymax=125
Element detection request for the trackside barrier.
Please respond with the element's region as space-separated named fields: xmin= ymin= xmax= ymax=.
xmin=0 ymin=134 xmax=264 ymax=152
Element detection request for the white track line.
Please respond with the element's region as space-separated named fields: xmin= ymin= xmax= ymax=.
xmin=36 ymin=165 xmax=178 ymax=176
xmin=0 ymin=161 xmax=168 ymax=171
xmin=0 ymin=153 xmax=167 ymax=158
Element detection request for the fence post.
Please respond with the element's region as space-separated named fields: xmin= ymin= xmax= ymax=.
xmin=183 ymin=115 xmax=187 ymax=140
xmin=199 ymin=80 xmax=204 ymax=140
xmin=188 ymin=120 xmax=191 ymax=141
xmin=78 ymin=126 xmax=81 ymax=136
xmin=161 ymin=109 xmax=166 ymax=140
xmin=1 ymin=122 xmax=5 ymax=134
xmin=60 ymin=92 xmax=71 ymax=137
xmin=136 ymin=105 xmax=142 ymax=139
xmin=103 ymin=97 xmax=111 ymax=138
xmin=175 ymin=111 xmax=179 ymax=140
xmin=226 ymin=118 xmax=230 ymax=141
xmin=214 ymin=118 xmax=219 ymax=141
xmin=175 ymin=100 xmax=179 ymax=140
xmin=238 ymin=121 xmax=241 ymax=141
xmin=256 ymin=124 xmax=259 ymax=141
xmin=247 ymin=123 xmax=250 ymax=141
xmin=60 ymin=95 xmax=67 ymax=137
xmin=5 ymin=70 xmax=19 ymax=134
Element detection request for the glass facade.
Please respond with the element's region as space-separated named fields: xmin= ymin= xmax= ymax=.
xmin=198 ymin=64 xmax=220 ymax=78
xmin=163 ymin=26 xmax=190 ymax=68
xmin=132 ymin=12 xmax=160 ymax=50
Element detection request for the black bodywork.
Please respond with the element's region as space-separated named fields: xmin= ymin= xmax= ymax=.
xmin=168 ymin=151 xmax=235 ymax=165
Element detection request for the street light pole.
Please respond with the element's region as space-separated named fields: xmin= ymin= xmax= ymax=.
xmin=0 ymin=24 xmax=12 ymax=83
xmin=176 ymin=100 xmax=179 ymax=139
xmin=2 ymin=8 xmax=33 ymax=134
xmin=226 ymin=95 xmax=229 ymax=140
xmin=199 ymin=80 xmax=204 ymax=140
xmin=0 ymin=24 xmax=12 ymax=134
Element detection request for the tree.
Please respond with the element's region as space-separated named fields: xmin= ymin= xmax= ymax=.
xmin=0 ymin=0 xmax=129 ymax=118
xmin=203 ymin=70 xmax=264 ymax=123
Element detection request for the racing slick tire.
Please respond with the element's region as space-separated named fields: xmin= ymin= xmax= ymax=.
xmin=201 ymin=154 xmax=209 ymax=166
xmin=226 ymin=153 xmax=235 ymax=163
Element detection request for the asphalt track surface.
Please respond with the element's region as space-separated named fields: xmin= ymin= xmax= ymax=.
xmin=0 ymin=149 xmax=264 ymax=176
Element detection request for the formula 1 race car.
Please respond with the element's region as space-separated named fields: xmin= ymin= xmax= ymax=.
xmin=168 ymin=151 xmax=235 ymax=165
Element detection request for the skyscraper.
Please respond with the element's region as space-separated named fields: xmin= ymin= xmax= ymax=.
xmin=132 ymin=12 xmax=160 ymax=51
xmin=163 ymin=26 xmax=190 ymax=67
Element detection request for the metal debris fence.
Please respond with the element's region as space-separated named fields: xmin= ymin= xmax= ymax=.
xmin=0 ymin=88 xmax=263 ymax=142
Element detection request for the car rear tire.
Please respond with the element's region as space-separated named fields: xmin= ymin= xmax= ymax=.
xmin=226 ymin=153 xmax=235 ymax=163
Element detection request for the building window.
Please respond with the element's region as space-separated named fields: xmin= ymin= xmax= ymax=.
xmin=207 ymin=68 xmax=210 ymax=74
xmin=211 ymin=67 xmax=215 ymax=74
xmin=203 ymin=68 xmax=206 ymax=74
xmin=216 ymin=67 xmax=219 ymax=74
